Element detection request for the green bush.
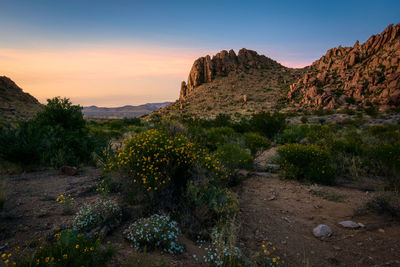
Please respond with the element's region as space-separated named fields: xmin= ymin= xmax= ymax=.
xmin=306 ymin=124 xmax=336 ymax=144
xmin=276 ymin=124 xmax=308 ymax=144
xmin=16 ymin=230 xmax=115 ymax=267
xmin=367 ymin=142 xmax=400 ymax=189
xmin=277 ymin=144 xmax=335 ymax=184
xmin=187 ymin=181 xmax=238 ymax=222
xmin=248 ymin=112 xmax=287 ymax=138
xmin=244 ymin=132 xmax=271 ymax=156
xmin=125 ymin=214 xmax=184 ymax=254
xmin=0 ymin=121 xmax=45 ymax=165
xmin=213 ymin=144 xmax=253 ymax=170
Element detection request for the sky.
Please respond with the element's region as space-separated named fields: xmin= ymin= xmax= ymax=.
xmin=0 ymin=0 xmax=399 ymax=107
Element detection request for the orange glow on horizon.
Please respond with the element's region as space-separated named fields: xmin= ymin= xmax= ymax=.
xmin=0 ymin=45 xmax=309 ymax=106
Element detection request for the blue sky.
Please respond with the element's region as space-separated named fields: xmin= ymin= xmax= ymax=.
xmin=0 ymin=0 xmax=399 ymax=106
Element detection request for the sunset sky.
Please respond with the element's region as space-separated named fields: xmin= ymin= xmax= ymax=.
xmin=0 ymin=0 xmax=399 ymax=107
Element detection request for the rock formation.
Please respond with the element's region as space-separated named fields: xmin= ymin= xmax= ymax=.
xmin=287 ymin=23 xmax=400 ymax=110
xmin=180 ymin=48 xmax=285 ymax=98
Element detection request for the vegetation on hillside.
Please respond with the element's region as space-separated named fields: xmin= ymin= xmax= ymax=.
xmin=0 ymin=100 xmax=399 ymax=266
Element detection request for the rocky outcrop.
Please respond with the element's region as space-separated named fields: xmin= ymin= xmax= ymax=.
xmin=180 ymin=48 xmax=285 ymax=98
xmin=0 ymin=76 xmax=42 ymax=120
xmin=287 ymin=23 xmax=400 ymax=110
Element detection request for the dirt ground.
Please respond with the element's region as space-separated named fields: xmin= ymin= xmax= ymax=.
xmin=239 ymin=175 xmax=400 ymax=266
xmin=0 ymin=167 xmax=399 ymax=266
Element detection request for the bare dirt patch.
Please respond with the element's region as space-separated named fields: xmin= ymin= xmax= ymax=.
xmin=238 ymin=175 xmax=400 ymax=266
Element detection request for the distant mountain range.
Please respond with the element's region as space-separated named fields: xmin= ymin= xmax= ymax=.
xmin=82 ymin=102 xmax=172 ymax=118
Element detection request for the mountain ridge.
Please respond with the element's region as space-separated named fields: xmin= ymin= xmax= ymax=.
xmin=0 ymin=76 xmax=42 ymax=121
xmin=83 ymin=102 xmax=172 ymax=118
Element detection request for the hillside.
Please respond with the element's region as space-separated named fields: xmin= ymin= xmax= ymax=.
xmin=287 ymin=23 xmax=400 ymax=110
xmin=83 ymin=102 xmax=172 ymax=118
xmin=0 ymin=76 xmax=42 ymax=121
xmin=159 ymin=48 xmax=305 ymax=118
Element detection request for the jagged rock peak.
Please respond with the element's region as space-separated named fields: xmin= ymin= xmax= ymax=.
xmin=180 ymin=48 xmax=284 ymax=98
xmin=287 ymin=23 xmax=400 ymax=110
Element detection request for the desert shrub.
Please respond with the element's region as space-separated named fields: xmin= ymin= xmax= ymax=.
xmin=16 ymin=230 xmax=115 ymax=267
xmin=243 ymin=132 xmax=271 ymax=156
xmin=158 ymin=119 xmax=187 ymax=136
xmin=0 ymin=185 xmax=5 ymax=210
xmin=125 ymin=214 xmax=184 ymax=254
xmin=277 ymin=144 xmax=335 ymax=184
xmin=366 ymin=193 xmax=400 ymax=217
xmin=200 ymin=127 xmax=237 ymax=151
xmin=212 ymin=114 xmax=233 ymax=128
xmin=213 ymin=144 xmax=253 ymax=170
xmin=187 ymin=181 xmax=238 ymax=223
xmin=73 ymin=199 xmax=122 ymax=232
xmin=365 ymin=124 xmax=400 ymax=144
xmin=0 ymin=121 xmax=45 ymax=165
xmin=300 ymin=116 xmax=308 ymax=123
xmin=306 ymin=124 xmax=336 ymax=143
xmin=276 ymin=124 xmax=308 ymax=144
xmin=254 ymin=241 xmax=282 ymax=266
xmin=36 ymin=97 xmax=98 ymax=167
xmin=367 ymin=142 xmax=400 ymax=189
xmin=105 ymin=129 xmax=202 ymax=195
xmin=202 ymin=220 xmax=242 ymax=266
xmin=248 ymin=111 xmax=287 ymax=139
xmin=328 ymin=131 xmax=364 ymax=155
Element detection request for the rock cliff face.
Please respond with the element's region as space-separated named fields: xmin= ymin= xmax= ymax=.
xmin=0 ymin=76 xmax=42 ymax=121
xmin=287 ymin=23 xmax=400 ymax=110
xmin=180 ymin=48 xmax=286 ymax=98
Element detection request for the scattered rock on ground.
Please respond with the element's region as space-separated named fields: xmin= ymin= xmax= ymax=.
xmin=313 ymin=224 xmax=333 ymax=238
xmin=339 ymin=221 xmax=360 ymax=229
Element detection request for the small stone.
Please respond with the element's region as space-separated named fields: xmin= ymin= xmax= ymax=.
xmin=339 ymin=221 xmax=360 ymax=229
xmin=268 ymin=196 xmax=276 ymax=201
xmin=313 ymin=224 xmax=333 ymax=238
xmin=378 ymin=228 xmax=385 ymax=233
xmin=333 ymin=245 xmax=341 ymax=251
xmin=358 ymin=222 xmax=365 ymax=228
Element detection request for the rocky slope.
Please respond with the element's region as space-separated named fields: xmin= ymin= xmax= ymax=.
xmin=83 ymin=102 xmax=172 ymax=118
xmin=287 ymin=23 xmax=400 ymax=110
xmin=160 ymin=48 xmax=304 ymax=117
xmin=0 ymin=76 xmax=42 ymax=121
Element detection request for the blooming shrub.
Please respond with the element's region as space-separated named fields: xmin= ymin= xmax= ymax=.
xmin=277 ymin=144 xmax=335 ymax=184
xmin=243 ymin=132 xmax=271 ymax=156
xmin=203 ymin=226 xmax=241 ymax=266
xmin=125 ymin=214 xmax=184 ymax=254
xmin=254 ymin=240 xmax=282 ymax=266
xmin=213 ymin=144 xmax=253 ymax=170
xmin=73 ymin=199 xmax=121 ymax=232
xmin=15 ymin=230 xmax=115 ymax=267
xmin=105 ymin=129 xmax=202 ymax=193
